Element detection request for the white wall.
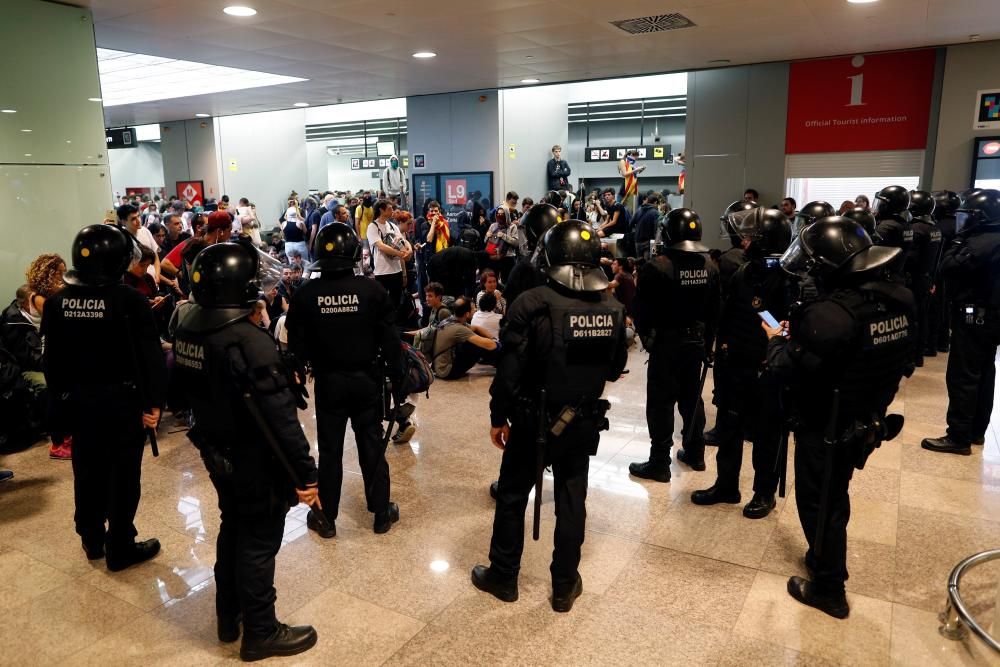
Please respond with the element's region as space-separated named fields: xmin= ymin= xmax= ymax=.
xmin=217 ymin=108 xmax=308 ymax=220
xmin=326 ymin=154 xmax=381 ymax=191
xmin=160 ymin=118 xmax=220 ymax=200
xmin=499 ymin=73 xmax=687 ymax=199
xmin=406 ymin=90 xmax=500 ymax=175
xmin=108 ymin=142 xmax=164 ymax=199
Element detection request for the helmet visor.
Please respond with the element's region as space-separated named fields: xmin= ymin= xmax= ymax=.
xmin=254 ymin=244 xmax=284 ymax=292
xmin=724 ymin=208 xmax=759 ymax=241
xmin=779 ymin=235 xmax=812 ymax=277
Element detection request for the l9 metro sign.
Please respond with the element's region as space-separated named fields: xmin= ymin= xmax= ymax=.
xmin=445 ymin=179 xmax=467 ymax=205
xmin=785 ymin=49 xmax=936 ymax=154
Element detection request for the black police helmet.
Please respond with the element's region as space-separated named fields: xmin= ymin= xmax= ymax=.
xmin=720 ymin=200 xmax=760 ymax=247
xmin=781 ymin=216 xmax=899 ymax=281
xmin=311 ymin=222 xmax=361 ymax=271
xmin=873 ymin=185 xmax=910 ymax=219
xmin=659 ymin=208 xmax=708 ymax=253
xmin=458 ymin=227 xmax=481 ymax=249
xmin=907 ymin=190 xmax=936 ymax=221
xmin=932 ymin=190 xmax=960 ymax=219
xmin=794 ymin=201 xmax=836 ymax=229
xmin=956 ymin=189 xmax=1000 ymax=234
xmin=541 ymin=220 xmax=609 ymax=292
xmin=184 ymin=242 xmax=259 ymax=332
xmin=521 ymin=203 xmax=559 ymax=252
xmin=64 ymin=224 xmax=138 ymax=287
xmin=842 ymin=207 xmax=878 ymax=237
xmin=730 ymin=207 xmax=791 ymax=257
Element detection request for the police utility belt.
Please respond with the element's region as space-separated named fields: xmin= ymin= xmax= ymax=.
xmin=517 ymin=397 xmax=612 ymax=436
xmin=958 ymin=304 xmax=995 ymax=326
xmin=187 ymin=423 xmax=234 ymax=480
xmin=644 ymin=323 xmax=705 ymax=350
xmin=819 ymin=412 xmax=903 ymax=471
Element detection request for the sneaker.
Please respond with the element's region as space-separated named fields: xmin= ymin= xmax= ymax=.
xmin=0 ymin=470 xmax=12 ymax=483
xmin=391 ymin=422 xmax=416 ymax=444
xmin=49 ymin=443 xmax=71 ymax=461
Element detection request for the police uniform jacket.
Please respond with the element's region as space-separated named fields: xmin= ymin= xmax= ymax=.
xmin=633 ymin=248 xmax=720 ymax=349
xmin=717 ymin=259 xmax=793 ymax=366
xmin=939 ymin=223 xmax=1000 ymax=314
xmin=910 ymin=217 xmax=943 ymax=294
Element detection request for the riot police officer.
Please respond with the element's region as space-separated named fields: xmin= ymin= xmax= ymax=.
xmin=767 ymin=216 xmax=913 ymax=618
xmin=425 ymin=227 xmax=482 ymax=298
xmin=172 ymin=241 xmax=319 ymax=660
xmin=873 ymin=185 xmax=914 ymax=280
xmin=908 ymin=190 xmax=944 ymax=366
xmin=692 ymin=208 xmax=793 ymax=519
xmin=503 ymin=203 xmax=559 ymax=307
xmin=926 ymin=190 xmax=960 ymax=355
xmin=41 ymin=224 xmax=165 ymax=570
xmin=843 ymin=207 xmax=879 ymax=241
xmin=922 ymin=190 xmax=1000 ymax=455
xmin=472 ymin=220 xmax=627 ymax=612
xmin=717 ymin=200 xmax=759 ymax=287
xmin=629 ymin=209 xmax=720 ymax=479
xmin=285 ymin=223 xmax=402 ymax=535
xmin=791 ymin=200 xmax=836 ymax=237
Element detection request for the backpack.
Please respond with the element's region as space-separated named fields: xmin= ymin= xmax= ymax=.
xmin=399 ymin=341 xmax=434 ymax=397
xmin=415 ymin=315 xmax=452 ymax=357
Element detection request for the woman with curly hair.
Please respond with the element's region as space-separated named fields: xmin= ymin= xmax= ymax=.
xmin=26 ymin=253 xmax=66 ymax=315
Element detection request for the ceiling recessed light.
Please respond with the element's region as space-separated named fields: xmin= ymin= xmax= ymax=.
xmin=293 ymin=102 xmax=309 ymax=107
xmin=195 ymin=113 xmax=210 ymax=117
xmin=970 ymin=34 xmax=981 ymax=41
xmin=66 ymin=140 xmax=72 ymax=143
xmin=412 ymin=51 xmax=436 ymax=59
xmin=20 ymin=128 xmax=31 ymax=133
xmin=521 ymin=78 xmax=540 ymax=84
xmin=24 ymin=154 xmax=31 ymax=157
xmin=88 ymin=97 xmax=102 ymax=102
xmin=1 ymin=109 xmax=15 ymax=113
xmin=223 ymin=6 xmax=257 ymax=17
xmin=846 ymin=0 xmax=878 ymax=3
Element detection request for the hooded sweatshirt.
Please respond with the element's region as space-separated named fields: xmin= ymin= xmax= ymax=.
xmin=382 ymin=155 xmax=406 ymax=195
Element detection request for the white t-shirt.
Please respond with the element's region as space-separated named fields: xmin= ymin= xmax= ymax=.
xmin=135 ymin=225 xmax=159 ymax=278
xmin=366 ymin=218 xmax=403 ymax=276
xmin=471 ymin=310 xmax=501 ymax=340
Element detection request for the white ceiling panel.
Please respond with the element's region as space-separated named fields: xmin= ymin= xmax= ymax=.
xmin=67 ymin=0 xmax=1000 ymax=127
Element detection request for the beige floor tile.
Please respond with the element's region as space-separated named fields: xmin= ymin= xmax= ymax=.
xmin=718 ymin=635 xmax=840 ymax=666
xmin=901 ymin=437 xmax=1000 ymax=487
xmin=851 ymin=465 xmax=902 ymax=504
xmin=0 ymin=548 xmax=73 ymax=610
xmin=16 ymin=525 xmax=111 ymax=578
xmin=0 ymin=580 xmax=140 ymax=663
xmin=153 ymin=579 xmax=233 ymax=649
xmin=647 ymin=501 xmax=780 ymax=569
xmin=67 ymin=612 xmax=226 ymax=666
xmin=281 ymin=589 xmax=425 ymax=666
xmin=734 ymin=571 xmax=893 ymax=667
xmin=899 ymin=471 xmax=1000 ymax=522
xmin=606 ymin=544 xmax=757 ymax=629
xmin=866 ymin=439 xmax=903 ymax=470
xmin=889 ymin=603 xmax=997 ymax=667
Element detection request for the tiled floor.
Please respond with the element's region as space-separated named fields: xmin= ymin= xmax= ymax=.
xmin=2 ymin=350 xmax=999 ymax=665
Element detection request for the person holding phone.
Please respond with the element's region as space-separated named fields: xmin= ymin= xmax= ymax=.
xmin=691 ymin=207 xmax=793 ymax=520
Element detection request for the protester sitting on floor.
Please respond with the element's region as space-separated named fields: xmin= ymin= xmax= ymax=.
xmin=431 ymin=297 xmax=499 ymax=380
xmin=471 ymin=292 xmax=502 ymax=340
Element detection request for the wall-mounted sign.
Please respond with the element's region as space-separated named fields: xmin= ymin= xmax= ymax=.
xmin=413 ymin=153 xmax=426 ymax=169
xmin=445 ymin=179 xmax=467 ymax=205
xmin=974 ymin=90 xmax=1000 ymax=130
xmin=105 ymin=127 xmax=136 ymax=149
xmin=227 ymin=159 xmax=238 ymax=172
xmin=786 ymin=49 xmax=936 ymax=154
xmin=351 ymin=158 xmax=360 ymax=169
xmin=585 ymin=145 xmax=665 ymax=162
xmin=176 ymin=180 xmax=205 ymax=207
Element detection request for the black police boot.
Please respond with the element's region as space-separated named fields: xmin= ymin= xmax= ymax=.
xmin=691 ymin=484 xmax=741 ymax=506
xmin=306 ymin=510 xmax=336 ymax=539
xmin=742 ymin=493 xmax=776 ymax=519
xmin=218 ymin=613 xmax=241 ymax=643
xmin=628 ymin=460 xmax=671 ymax=483
xmin=374 ymin=502 xmax=400 ymax=534
xmin=914 ymin=355 xmax=924 ymax=368
xmin=239 ymin=623 xmax=318 ymax=662
xmin=786 ymin=576 xmax=849 ymax=619
xmin=972 ymin=435 xmax=986 ymax=446
xmin=471 ymin=564 xmax=518 ymax=602
xmin=489 ymin=480 xmax=499 ymax=500
xmin=920 ymin=435 xmax=972 ymax=456
xmin=551 ymin=574 xmax=583 ymax=613
xmin=106 ymin=538 xmax=161 ymax=572
xmin=937 ymin=343 xmax=950 ymax=353
xmin=82 ymin=540 xmax=104 ymax=560
xmin=923 ymin=347 xmax=938 ymax=358
xmin=676 ymin=449 xmax=706 ymax=471
xmin=703 ymin=426 xmax=719 ymax=446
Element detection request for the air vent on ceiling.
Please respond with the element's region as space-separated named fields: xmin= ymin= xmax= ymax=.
xmin=610 ymin=13 xmax=696 ymax=35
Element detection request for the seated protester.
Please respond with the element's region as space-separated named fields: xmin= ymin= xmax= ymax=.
xmin=1 ymin=284 xmax=44 ymax=378
xmin=431 ymin=297 xmax=498 ymax=380
xmin=262 ymin=284 xmax=287 ymax=333
xmin=418 ymin=281 xmax=453 ymax=329
xmin=472 ymin=292 xmax=501 ymax=340
xmin=273 ymin=312 xmax=288 ymax=352
xmin=598 ymin=188 xmax=627 ymax=238
xmin=248 ymin=299 xmax=268 ymax=329
xmin=608 ymin=257 xmax=636 ymax=316
xmin=0 ymin=337 xmax=45 ymax=452
xmin=276 ymin=264 xmax=299 ymax=301
xmin=475 ymin=268 xmax=506 ymax=314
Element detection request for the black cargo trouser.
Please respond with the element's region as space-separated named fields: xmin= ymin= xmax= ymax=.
xmin=71 ymin=408 xmax=145 ymax=552
xmin=712 ymin=358 xmax=782 ymax=496
xmin=645 ymin=339 xmax=706 ymax=464
xmin=945 ymin=317 xmax=1000 ymax=444
xmin=793 ymin=428 xmax=857 ymax=596
xmin=211 ymin=481 xmax=286 ymax=640
xmin=314 ymin=369 xmax=390 ymax=520
xmin=489 ymin=422 xmax=594 ymax=587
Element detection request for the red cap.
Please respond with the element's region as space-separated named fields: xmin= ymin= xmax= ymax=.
xmin=206 ymin=210 xmax=232 ymax=230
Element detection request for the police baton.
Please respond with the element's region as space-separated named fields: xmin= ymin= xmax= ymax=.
xmin=123 ymin=315 xmax=159 ymax=457
xmin=533 ymin=389 xmax=547 ymax=541
xmin=814 ymin=389 xmax=840 ymax=559
xmin=241 ymin=390 xmax=333 ymax=535
xmin=683 ymin=357 xmax=712 ymax=448
xmin=776 ymin=426 xmax=789 ymax=498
